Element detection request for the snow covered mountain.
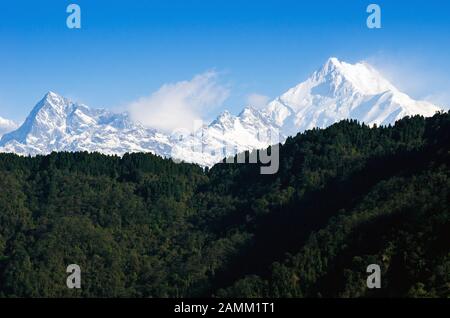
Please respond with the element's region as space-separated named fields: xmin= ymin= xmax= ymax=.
xmin=265 ymin=57 xmax=441 ymax=136
xmin=0 ymin=58 xmax=442 ymax=166
xmin=0 ymin=92 xmax=172 ymax=157
xmin=0 ymin=117 xmax=17 ymax=138
xmin=171 ymin=106 xmax=281 ymax=166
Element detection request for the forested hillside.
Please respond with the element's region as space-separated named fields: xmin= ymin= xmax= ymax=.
xmin=0 ymin=112 xmax=448 ymax=298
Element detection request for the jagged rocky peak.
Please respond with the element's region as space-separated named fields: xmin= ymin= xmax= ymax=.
xmin=314 ymin=57 xmax=397 ymax=95
xmin=265 ymin=57 xmax=441 ymax=135
xmin=210 ymin=110 xmax=235 ymax=127
xmin=239 ymin=106 xmax=261 ymax=118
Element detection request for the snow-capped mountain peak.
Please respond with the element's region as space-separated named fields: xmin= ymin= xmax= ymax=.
xmin=238 ymin=106 xmax=261 ymax=119
xmin=0 ymin=92 xmax=172 ymax=156
xmin=210 ymin=110 xmax=234 ymax=128
xmin=265 ymin=57 xmax=441 ymax=135
xmin=1 ymin=91 xmax=81 ymax=146
xmin=30 ymin=91 xmax=78 ymax=122
xmin=317 ymin=57 xmax=397 ymax=95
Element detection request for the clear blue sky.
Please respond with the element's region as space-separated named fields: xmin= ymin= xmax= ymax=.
xmin=1 ymin=0 xmax=449 ymax=122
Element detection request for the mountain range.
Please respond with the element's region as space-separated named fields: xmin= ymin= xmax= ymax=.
xmin=0 ymin=57 xmax=442 ymax=166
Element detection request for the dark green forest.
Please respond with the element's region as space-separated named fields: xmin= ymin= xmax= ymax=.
xmin=0 ymin=112 xmax=449 ymax=298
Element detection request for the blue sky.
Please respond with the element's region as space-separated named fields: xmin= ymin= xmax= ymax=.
xmin=1 ymin=0 xmax=449 ymax=123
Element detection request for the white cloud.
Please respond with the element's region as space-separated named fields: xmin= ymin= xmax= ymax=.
xmin=0 ymin=116 xmax=18 ymax=138
xmin=365 ymin=53 xmax=450 ymax=108
xmin=128 ymin=71 xmax=229 ymax=133
xmin=246 ymin=93 xmax=270 ymax=109
xmin=423 ymin=93 xmax=450 ymax=110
